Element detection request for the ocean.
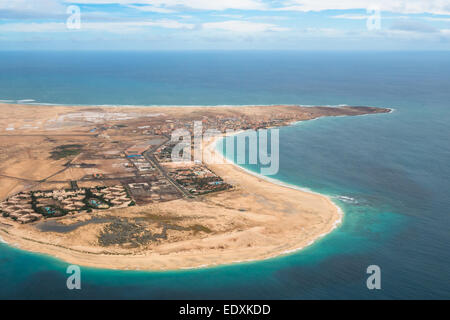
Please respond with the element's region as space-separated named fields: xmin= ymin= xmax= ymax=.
xmin=0 ymin=51 xmax=449 ymax=299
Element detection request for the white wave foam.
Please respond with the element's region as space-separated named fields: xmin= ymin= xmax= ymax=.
xmin=27 ymin=102 xmax=61 ymax=106
xmin=334 ymin=195 xmax=357 ymax=204
xmin=4 ymin=100 xmax=372 ymax=109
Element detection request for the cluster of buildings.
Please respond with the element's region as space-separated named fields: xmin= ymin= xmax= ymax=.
xmin=0 ymin=193 xmax=40 ymax=224
xmin=0 ymin=185 xmax=133 ymax=224
xmin=158 ymin=113 xmax=303 ymax=136
xmin=208 ymin=113 xmax=304 ymax=132
xmin=148 ymin=113 xmax=304 ymax=164
xmin=35 ymin=189 xmax=86 ymax=212
xmin=154 ymin=143 xmax=177 ymax=163
xmin=3 ymin=112 xmax=304 ymax=224
xmin=90 ymin=185 xmax=132 ymax=207
xmin=152 ymin=120 xmax=176 ymax=136
xmin=130 ymin=120 xmax=175 ymax=136
xmin=166 ymin=164 xmax=231 ymax=196
xmin=126 ymin=154 xmax=156 ymax=174
xmin=126 ymin=177 xmax=180 ymax=204
xmin=122 ymin=150 xmax=182 ymax=203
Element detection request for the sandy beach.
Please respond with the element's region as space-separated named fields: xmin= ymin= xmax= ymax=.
xmin=0 ymin=132 xmax=342 ymax=270
xmin=0 ymin=103 xmax=389 ymax=271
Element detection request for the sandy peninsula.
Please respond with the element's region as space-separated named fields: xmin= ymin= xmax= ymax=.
xmin=0 ymin=103 xmax=389 ymax=270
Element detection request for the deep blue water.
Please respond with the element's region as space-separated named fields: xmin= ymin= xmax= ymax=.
xmin=0 ymin=51 xmax=449 ymax=299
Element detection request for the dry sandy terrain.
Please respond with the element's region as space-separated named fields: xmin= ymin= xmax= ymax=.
xmin=0 ymin=103 xmax=389 ymax=270
xmin=0 ymin=137 xmax=341 ymax=270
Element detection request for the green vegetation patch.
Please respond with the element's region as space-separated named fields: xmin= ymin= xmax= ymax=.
xmin=98 ymin=219 xmax=156 ymax=247
xmin=50 ymin=144 xmax=83 ymax=160
xmin=189 ymin=224 xmax=212 ymax=234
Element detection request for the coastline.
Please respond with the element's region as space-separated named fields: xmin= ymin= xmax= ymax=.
xmin=205 ymin=133 xmax=343 ymax=259
xmin=0 ymin=98 xmax=392 ymax=111
xmin=0 ymin=131 xmax=342 ymax=271
xmin=0 ymin=103 xmax=387 ymax=271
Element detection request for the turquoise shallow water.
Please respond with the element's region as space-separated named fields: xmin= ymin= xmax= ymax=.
xmin=0 ymin=51 xmax=449 ymax=299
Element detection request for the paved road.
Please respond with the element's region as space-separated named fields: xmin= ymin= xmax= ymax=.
xmin=0 ymin=137 xmax=195 ymax=201
xmin=143 ymin=148 xmax=193 ymax=199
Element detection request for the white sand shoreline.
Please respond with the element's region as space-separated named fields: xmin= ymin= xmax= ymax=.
xmin=0 ymin=134 xmax=344 ymax=272
xmin=207 ymin=133 xmax=343 ymax=260
xmin=0 ymin=103 xmax=383 ymax=271
xmin=0 ymin=235 xmax=7 ymax=244
xmin=1 ymin=99 xmax=392 ymax=112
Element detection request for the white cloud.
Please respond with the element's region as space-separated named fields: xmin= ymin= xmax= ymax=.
xmin=203 ymin=20 xmax=288 ymax=32
xmin=67 ymin=0 xmax=267 ymax=11
xmin=0 ymin=20 xmax=195 ymax=33
xmin=0 ymin=22 xmax=66 ymax=33
xmin=332 ymin=14 xmax=369 ymax=20
xmin=423 ymin=17 xmax=450 ymax=22
xmin=0 ymin=0 xmax=62 ymax=10
xmin=0 ymin=0 xmax=65 ymax=13
xmin=279 ymin=0 xmax=450 ymax=15
xmin=389 ymin=20 xmax=440 ymax=34
xmin=4 ymin=0 xmax=450 ymax=16
xmin=127 ymin=5 xmax=175 ymax=14
xmin=302 ymin=27 xmax=345 ymax=37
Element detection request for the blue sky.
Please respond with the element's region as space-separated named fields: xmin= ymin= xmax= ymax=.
xmin=1 ymin=0 xmax=450 ymax=50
